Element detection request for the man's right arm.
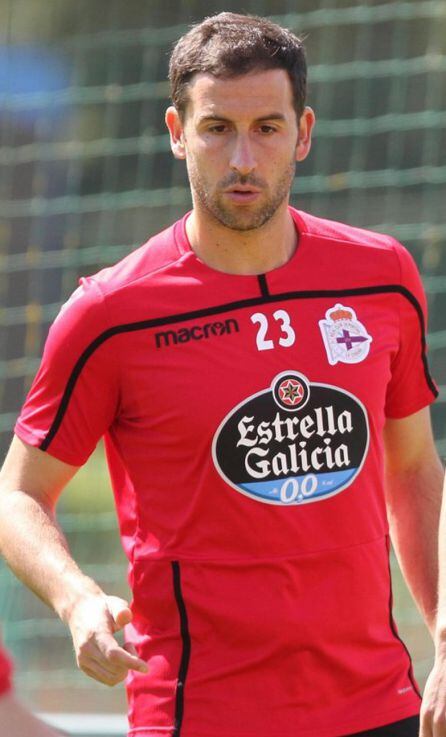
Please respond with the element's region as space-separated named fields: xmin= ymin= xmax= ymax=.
xmin=0 ymin=436 xmax=147 ymax=686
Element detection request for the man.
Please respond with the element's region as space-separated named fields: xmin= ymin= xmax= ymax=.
xmin=0 ymin=639 xmax=63 ymax=735
xmin=0 ymin=12 xmax=442 ymax=737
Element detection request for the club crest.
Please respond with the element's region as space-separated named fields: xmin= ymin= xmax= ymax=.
xmin=319 ymin=304 xmax=372 ymax=365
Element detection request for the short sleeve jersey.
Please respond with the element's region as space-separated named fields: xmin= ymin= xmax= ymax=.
xmin=16 ymin=208 xmax=438 ymax=737
xmin=0 ymin=641 xmax=13 ymax=696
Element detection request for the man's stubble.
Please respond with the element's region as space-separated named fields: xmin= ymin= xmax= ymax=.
xmin=186 ymin=153 xmax=297 ymax=232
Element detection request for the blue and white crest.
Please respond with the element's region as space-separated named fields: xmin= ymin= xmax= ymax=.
xmin=319 ymin=304 xmax=372 ymax=365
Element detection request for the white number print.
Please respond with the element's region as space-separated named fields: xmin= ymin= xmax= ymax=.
xmin=250 ymin=312 xmax=274 ymax=351
xmin=279 ymin=475 xmax=318 ymax=504
xmin=274 ymin=309 xmax=296 ymax=347
xmin=251 ymin=310 xmax=296 ymax=351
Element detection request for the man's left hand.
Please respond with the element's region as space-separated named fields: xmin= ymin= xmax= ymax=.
xmin=420 ymin=655 xmax=446 ymax=737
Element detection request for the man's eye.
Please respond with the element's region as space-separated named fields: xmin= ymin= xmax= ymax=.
xmin=209 ymin=125 xmax=227 ymax=134
xmin=259 ymin=125 xmax=276 ymax=134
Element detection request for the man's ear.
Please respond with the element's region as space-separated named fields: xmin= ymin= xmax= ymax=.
xmin=165 ymin=106 xmax=186 ymax=160
xmin=296 ymin=106 xmax=315 ymax=163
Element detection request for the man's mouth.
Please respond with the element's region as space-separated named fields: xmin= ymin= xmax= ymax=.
xmin=224 ymin=186 xmax=261 ymax=202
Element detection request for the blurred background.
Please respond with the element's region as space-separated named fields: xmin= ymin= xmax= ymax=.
xmin=0 ymin=0 xmax=445 ymax=734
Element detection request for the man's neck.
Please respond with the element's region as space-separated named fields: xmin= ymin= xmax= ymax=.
xmin=185 ymin=203 xmax=298 ymax=276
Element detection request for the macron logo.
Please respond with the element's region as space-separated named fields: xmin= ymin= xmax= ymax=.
xmin=155 ymin=318 xmax=239 ymax=348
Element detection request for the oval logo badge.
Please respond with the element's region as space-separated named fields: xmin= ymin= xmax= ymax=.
xmin=212 ymin=371 xmax=369 ymax=505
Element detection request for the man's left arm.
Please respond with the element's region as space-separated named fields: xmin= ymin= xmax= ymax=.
xmin=383 ymin=406 xmax=443 ymax=636
xmin=384 ymin=406 xmax=446 ymax=737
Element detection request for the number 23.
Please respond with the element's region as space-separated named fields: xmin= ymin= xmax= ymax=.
xmin=250 ymin=310 xmax=296 ymax=351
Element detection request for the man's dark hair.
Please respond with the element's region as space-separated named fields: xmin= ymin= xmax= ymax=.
xmin=169 ymin=12 xmax=307 ymax=120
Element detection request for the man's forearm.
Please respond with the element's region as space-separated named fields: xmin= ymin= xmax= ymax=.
xmin=0 ymin=438 xmax=147 ymax=686
xmin=386 ymin=456 xmax=444 ymax=635
xmin=420 ymin=472 xmax=446 ymax=736
xmin=0 ymin=489 xmax=103 ymax=622
xmin=434 ymin=475 xmax=446 ymax=644
xmin=0 ymin=487 xmax=147 ymax=685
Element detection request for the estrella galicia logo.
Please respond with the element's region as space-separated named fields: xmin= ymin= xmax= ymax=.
xmin=212 ymin=371 xmax=369 ymax=505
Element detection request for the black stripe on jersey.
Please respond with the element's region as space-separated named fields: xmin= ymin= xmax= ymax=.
xmin=39 ymin=284 xmax=437 ymax=451
xmin=172 ymin=561 xmax=191 ymax=737
xmin=257 ymin=274 xmax=269 ymax=298
xmin=385 ymin=536 xmax=422 ymax=700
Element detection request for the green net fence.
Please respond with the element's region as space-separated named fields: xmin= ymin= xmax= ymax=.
xmin=0 ymin=0 xmax=445 ymax=724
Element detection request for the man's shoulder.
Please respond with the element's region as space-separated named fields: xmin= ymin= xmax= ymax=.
xmin=53 ymin=217 xmax=186 ymax=331
xmin=294 ymin=208 xmax=399 ymax=253
xmin=90 ymin=217 xmax=185 ymax=297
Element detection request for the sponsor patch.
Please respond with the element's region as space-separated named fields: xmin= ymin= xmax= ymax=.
xmin=212 ymin=371 xmax=369 ymax=505
xmin=319 ymin=304 xmax=372 ymax=365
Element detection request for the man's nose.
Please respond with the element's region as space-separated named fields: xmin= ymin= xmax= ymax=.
xmin=229 ymin=135 xmax=256 ymax=176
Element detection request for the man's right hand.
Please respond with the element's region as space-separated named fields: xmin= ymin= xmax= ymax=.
xmin=67 ymin=594 xmax=148 ymax=686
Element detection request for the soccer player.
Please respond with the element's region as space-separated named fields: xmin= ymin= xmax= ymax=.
xmin=0 ymin=639 xmax=63 ymax=735
xmin=0 ymin=12 xmax=443 ymax=737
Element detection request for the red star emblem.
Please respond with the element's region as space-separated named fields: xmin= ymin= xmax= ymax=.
xmin=278 ymin=379 xmax=304 ymax=406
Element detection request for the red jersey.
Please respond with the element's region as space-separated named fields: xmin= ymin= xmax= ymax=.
xmin=0 ymin=642 xmax=13 ymax=696
xmin=16 ymin=208 xmax=437 ymax=737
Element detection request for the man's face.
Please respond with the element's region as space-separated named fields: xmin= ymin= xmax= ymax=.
xmin=166 ymin=69 xmax=314 ymax=232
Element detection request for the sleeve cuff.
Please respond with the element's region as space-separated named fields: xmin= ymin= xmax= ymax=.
xmin=14 ymin=421 xmax=85 ymax=467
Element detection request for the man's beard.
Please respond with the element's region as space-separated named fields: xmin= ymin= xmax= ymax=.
xmin=187 ymin=157 xmax=296 ymax=232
